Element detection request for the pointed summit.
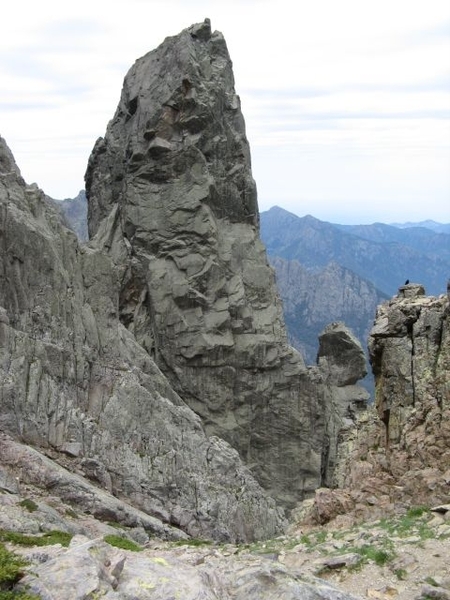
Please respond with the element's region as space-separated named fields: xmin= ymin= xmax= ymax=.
xmin=85 ymin=21 xmax=346 ymax=507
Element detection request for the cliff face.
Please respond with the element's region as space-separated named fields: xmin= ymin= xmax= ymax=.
xmin=85 ymin=19 xmax=344 ymax=507
xmin=0 ymin=135 xmax=284 ymax=542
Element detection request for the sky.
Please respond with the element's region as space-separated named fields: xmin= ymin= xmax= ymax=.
xmin=1 ymin=0 xmax=449 ymax=225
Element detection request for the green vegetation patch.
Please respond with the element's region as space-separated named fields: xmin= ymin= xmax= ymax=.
xmin=379 ymin=506 xmax=432 ymax=539
xmin=355 ymin=544 xmax=395 ymax=567
xmin=0 ymin=530 xmax=72 ymax=548
xmin=17 ymin=500 xmax=38 ymax=514
xmin=103 ymin=534 xmax=142 ymax=552
xmin=406 ymin=506 xmax=429 ymax=519
xmin=0 ymin=543 xmax=40 ymax=600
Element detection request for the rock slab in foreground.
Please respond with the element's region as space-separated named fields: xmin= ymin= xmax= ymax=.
xmin=18 ymin=535 xmax=358 ymax=600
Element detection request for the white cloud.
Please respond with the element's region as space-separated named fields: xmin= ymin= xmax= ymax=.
xmin=0 ymin=0 xmax=449 ymax=222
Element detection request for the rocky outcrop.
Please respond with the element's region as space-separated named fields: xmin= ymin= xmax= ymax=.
xmin=298 ymin=283 xmax=450 ymax=525
xmin=315 ymin=322 xmax=369 ymax=488
xmin=0 ymin=134 xmax=284 ymax=542
xmin=1 ymin=20 xmax=368 ymax=538
xmin=84 ymin=19 xmax=353 ymax=507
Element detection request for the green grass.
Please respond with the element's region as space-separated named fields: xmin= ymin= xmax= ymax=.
xmin=394 ymin=568 xmax=407 ymax=580
xmin=406 ymin=506 xmax=429 ymax=519
xmin=103 ymin=534 xmax=142 ymax=552
xmin=17 ymin=500 xmax=38 ymax=514
xmin=378 ymin=507 xmax=432 ymax=539
xmin=0 ymin=530 xmax=72 ymax=548
xmin=0 ymin=543 xmax=40 ymax=600
xmin=315 ymin=531 xmax=328 ymax=543
xmin=356 ymin=545 xmax=395 ymax=566
xmin=106 ymin=521 xmax=126 ymax=530
xmin=299 ymin=534 xmax=312 ymax=546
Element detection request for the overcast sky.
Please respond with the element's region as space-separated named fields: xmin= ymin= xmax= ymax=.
xmin=1 ymin=0 xmax=449 ymax=224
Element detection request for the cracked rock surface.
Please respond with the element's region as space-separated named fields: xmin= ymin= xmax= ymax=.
xmin=85 ymin=19 xmax=361 ymax=508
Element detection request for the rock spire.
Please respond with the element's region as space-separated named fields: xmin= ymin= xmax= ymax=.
xmin=85 ymin=19 xmax=351 ymax=507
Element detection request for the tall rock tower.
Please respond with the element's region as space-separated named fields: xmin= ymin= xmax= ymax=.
xmin=86 ymin=20 xmax=336 ymax=507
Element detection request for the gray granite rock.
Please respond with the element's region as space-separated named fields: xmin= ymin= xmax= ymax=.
xmin=0 ymin=134 xmax=283 ymax=542
xmin=18 ymin=536 xmax=359 ymax=600
xmin=85 ymin=19 xmax=352 ymax=508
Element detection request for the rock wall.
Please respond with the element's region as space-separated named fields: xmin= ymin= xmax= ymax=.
xmin=85 ymin=19 xmax=340 ymax=508
xmin=0 ymin=135 xmax=284 ymax=542
xmin=299 ymin=283 xmax=450 ymax=526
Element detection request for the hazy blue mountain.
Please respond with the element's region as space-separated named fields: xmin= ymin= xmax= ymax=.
xmin=261 ymin=206 xmax=449 ymax=297
xmin=335 ymin=222 xmax=450 ymax=262
xmin=260 ymin=206 xmax=449 ymax=398
xmin=390 ymin=220 xmax=450 ymax=234
xmin=58 ymin=190 xmax=88 ymax=242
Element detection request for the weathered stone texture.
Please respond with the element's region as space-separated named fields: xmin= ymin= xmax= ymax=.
xmin=299 ymin=284 xmax=450 ymax=526
xmin=85 ymin=19 xmax=353 ymax=508
xmin=1 ymin=20 xmax=367 ymax=535
xmin=0 ymin=134 xmax=284 ymax=542
xmin=17 ymin=534 xmax=358 ymax=600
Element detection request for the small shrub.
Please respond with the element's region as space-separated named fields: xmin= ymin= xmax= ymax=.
xmin=103 ymin=535 xmax=142 ymax=552
xmin=406 ymin=506 xmax=428 ymax=519
xmin=0 ymin=591 xmax=40 ymax=600
xmin=17 ymin=500 xmax=38 ymax=514
xmin=0 ymin=543 xmax=40 ymax=599
xmin=315 ymin=531 xmax=327 ymax=543
xmin=394 ymin=568 xmax=407 ymax=580
xmin=300 ymin=534 xmax=312 ymax=546
xmin=358 ymin=545 xmax=394 ymax=566
xmin=0 ymin=543 xmax=27 ymax=587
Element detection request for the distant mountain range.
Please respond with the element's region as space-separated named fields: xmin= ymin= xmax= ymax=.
xmin=261 ymin=207 xmax=450 ymax=298
xmin=260 ymin=206 xmax=450 ymax=394
xmin=389 ymin=220 xmax=450 ymax=234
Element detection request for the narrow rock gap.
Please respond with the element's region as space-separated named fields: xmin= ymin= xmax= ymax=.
xmin=406 ymin=320 xmax=416 ymax=408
